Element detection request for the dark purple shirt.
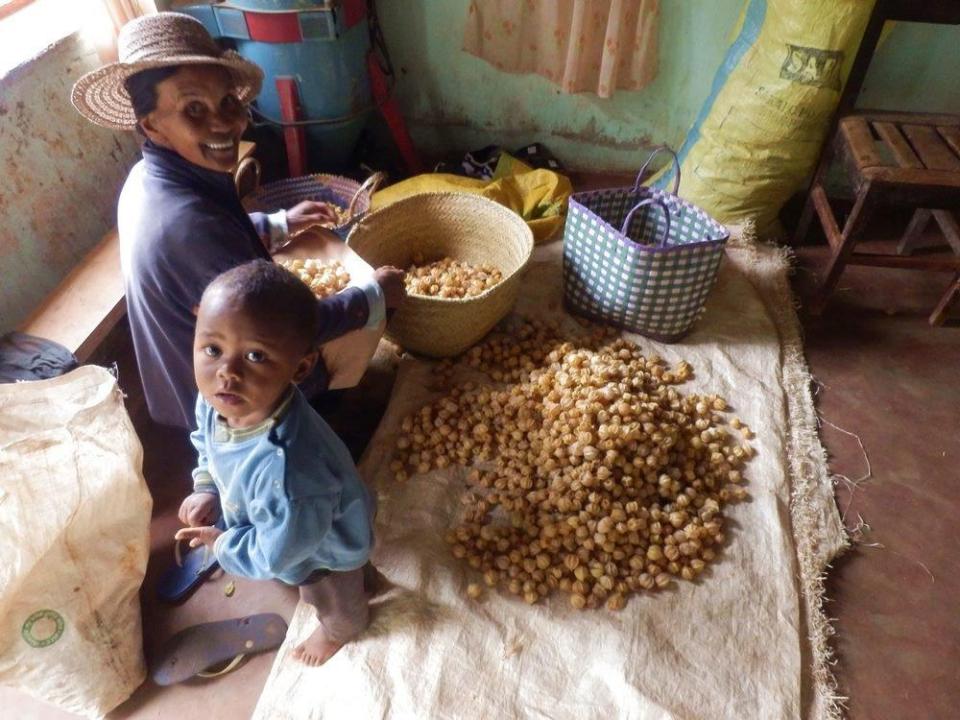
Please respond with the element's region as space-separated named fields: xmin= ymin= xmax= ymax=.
xmin=117 ymin=141 xmax=370 ymax=430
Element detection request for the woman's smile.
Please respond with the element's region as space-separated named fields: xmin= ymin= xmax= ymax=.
xmin=203 ymin=139 xmax=236 ymax=151
xmin=201 ymin=138 xmax=239 ymax=163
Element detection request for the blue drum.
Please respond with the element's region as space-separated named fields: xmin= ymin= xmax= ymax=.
xmin=180 ymin=1 xmax=372 ymax=172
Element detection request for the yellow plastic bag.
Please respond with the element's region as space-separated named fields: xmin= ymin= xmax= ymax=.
xmin=372 ymin=156 xmax=572 ymax=244
xmin=669 ymin=0 xmax=876 ymax=237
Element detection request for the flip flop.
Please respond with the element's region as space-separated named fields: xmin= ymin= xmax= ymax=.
xmin=156 ymin=540 xmax=220 ymax=604
xmin=150 ymin=613 xmax=288 ymax=686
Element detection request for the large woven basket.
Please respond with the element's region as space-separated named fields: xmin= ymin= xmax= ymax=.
xmin=347 ymin=193 xmax=534 ymax=357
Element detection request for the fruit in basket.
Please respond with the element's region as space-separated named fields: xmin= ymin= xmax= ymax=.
xmin=405 ymin=253 xmax=504 ymax=299
xmin=279 ymin=258 xmax=351 ymax=299
xmin=313 ymin=201 xmax=350 ymax=229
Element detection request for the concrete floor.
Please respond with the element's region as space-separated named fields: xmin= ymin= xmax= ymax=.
xmin=792 ymin=242 xmax=960 ymax=720
xmin=3 ymin=205 xmax=958 ymax=720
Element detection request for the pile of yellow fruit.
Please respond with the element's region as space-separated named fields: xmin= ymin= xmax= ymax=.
xmin=390 ymin=320 xmax=754 ymax=610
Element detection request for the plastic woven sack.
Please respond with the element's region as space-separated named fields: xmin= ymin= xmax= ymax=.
xmin=0 ymin=366 xmax=152 ymax=718
xmin=563 ymin=147 xmax=728 ymax=341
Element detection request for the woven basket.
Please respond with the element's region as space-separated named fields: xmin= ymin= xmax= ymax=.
xmin=563 ymin=146 xmax=728 ymax=342
xmin=347 ymin=193 xmax=534 ymax=357
xmin=242 ymin=169 xmax=384 ymax=236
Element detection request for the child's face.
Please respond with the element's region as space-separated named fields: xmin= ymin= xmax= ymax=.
xmin=194 ymin=289 xmax=317 ymax=428
xmin=140 ymin=64 xmax=248 ymax=173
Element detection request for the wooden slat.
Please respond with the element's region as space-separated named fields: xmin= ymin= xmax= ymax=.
xmin=840 ymin=117 xmax=883 ymax=168
xmin=897 ymin=208 xmax=932 ymax=255
xmin=863 ymin=166 xmax=960 ymax=190
xmin=931 ymin=209 xmax=960 ymax=255
xmin=930 ymin=272 xmax=960 ymax=326
xmin=19 ymin=230 xmax=125 ymax=362
xmin=936 ymin=125 xmax=960 ymax=161
xmin=810 ymin=185 xmax=843 ymax=251
xmin=902 ymin=124 xmax=960 ymax=171
xmin=856 ymin=110 xmax=960 ymax=127
xmin=814 ymin=184 xmax=877 ymax=313
xmin=873 ymin=122 xmax=922 ymax=168
xmin=847 ymin=251 xmax=960 ymax=271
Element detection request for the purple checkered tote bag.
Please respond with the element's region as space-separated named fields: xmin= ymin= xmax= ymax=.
xmin=562 ymin=146 xmax=728 ymax=341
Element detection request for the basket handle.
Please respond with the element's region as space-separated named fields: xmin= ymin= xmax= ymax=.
xmin=620 ymin=197 xmax=673 ymax=247
xmin=234 ymin=156 xmax=262 ymax=197
xmin=633 ymin=145 xmax=680 ymax=196
xmin=347 ymin=171 xmax=387 ymax=218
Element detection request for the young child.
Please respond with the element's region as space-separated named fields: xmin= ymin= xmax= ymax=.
xmin=175 ymin=259 xmax=395 ymax=666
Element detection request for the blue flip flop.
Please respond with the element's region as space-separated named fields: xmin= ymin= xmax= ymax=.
xmin=156 ymin=540 xmax=220 ymax=604
xmin=150 ymin=614 xmax=288 ymax=685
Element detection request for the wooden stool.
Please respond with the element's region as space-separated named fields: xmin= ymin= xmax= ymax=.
xmin=805 ymin=111 xmax=960 ymax=324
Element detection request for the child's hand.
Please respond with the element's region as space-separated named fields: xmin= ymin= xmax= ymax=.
xmin=373 ymin=265 xmax=406 ymax=310
xmin=178 ymin=492 xmax=220 ymax=527
xmin=175 ymin=525 xmax=223 ymax=550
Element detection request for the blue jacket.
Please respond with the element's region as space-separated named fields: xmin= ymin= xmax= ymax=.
xmin=193 ymin=388 xmax=374 ymax=584
xmin=117 ymin=141 xmax=375 ymax=429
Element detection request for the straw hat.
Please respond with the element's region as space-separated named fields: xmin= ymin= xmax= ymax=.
xmin=72 ymin=12 xmax=263 ymax=130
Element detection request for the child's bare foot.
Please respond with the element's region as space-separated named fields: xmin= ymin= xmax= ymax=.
xmin=292 ymin=627 xmax=344 ymax=666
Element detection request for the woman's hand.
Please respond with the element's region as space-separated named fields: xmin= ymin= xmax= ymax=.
xmin=373 ymin=265 xmax=407 ymax=310
xmin=175 ymin=525 xmax=223 ymax=550
xmin=178 ymin=492 xmax=220 ymax=527
xmin=286 ymin=200 xmax=340 ymax=236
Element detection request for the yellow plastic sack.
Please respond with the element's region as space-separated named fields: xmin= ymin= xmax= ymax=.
xmin=372 ymin=156 xmax=572 ymax=244
xmin=670 ymin=0 xmax=876 ymax=237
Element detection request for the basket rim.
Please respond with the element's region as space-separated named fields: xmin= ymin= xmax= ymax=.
xmin=249 ymin=172 xmax=364 ymax=191
xmin=346 ymin=192 xmax=535 ymax=305
xmin=243 ymin=172 xmax=373 ymax=230
xmin=568 ymin=187 xmax=729 ymax=253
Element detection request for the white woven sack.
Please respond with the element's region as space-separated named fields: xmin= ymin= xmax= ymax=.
xmin=0 ymin=366 xmax=152 ymax=718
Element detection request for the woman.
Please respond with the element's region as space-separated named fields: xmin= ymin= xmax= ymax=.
xmin=72 ymin=13 xmax=403 ymax=430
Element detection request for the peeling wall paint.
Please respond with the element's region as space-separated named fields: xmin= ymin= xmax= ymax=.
xmin=378 ymin=0 xmax=960 ymax=172
xmin=0 ymin=32 xmax=139 ymax=332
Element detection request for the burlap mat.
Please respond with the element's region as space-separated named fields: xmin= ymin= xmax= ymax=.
xmin=252 ymin=235 xmax=847 ymax=720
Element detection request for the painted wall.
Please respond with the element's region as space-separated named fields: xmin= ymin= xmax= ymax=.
xmin=3 ymin=2 xmax=959 ymax=331
xmin=377 ymin=0 xmax=960 ymax=172
xmin=0 ymin=33 xmax=140 ymax=333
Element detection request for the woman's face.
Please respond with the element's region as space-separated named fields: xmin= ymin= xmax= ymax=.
xmin=140 ymin=64 xmax=248 ymax=173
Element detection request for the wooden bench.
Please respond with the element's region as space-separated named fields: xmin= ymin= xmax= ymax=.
xmin=18 ymin=228 xmax=125 ymax=362
xmin=17 ymin=142 xmax=257 ymax=360
xmin=805 ymin=112 xmax=960 ymax=324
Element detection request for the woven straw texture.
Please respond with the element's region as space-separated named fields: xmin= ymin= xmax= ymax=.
xmin=243 ymin=174 xmax=377 ymax=234
xmin=71 ymin=13 xmax=263 ymax=130
xmin=563 ymin=182 xmax=728 ymax=342
xmin=347 ymin=193 xmax=534 ymax=357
